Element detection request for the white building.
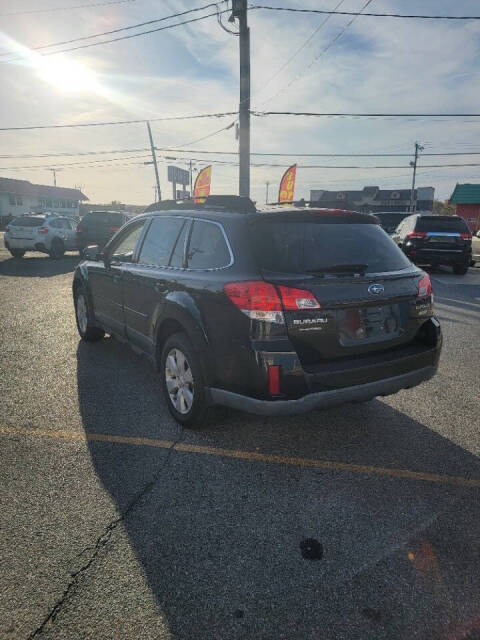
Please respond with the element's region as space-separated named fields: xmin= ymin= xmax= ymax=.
xmin=0 ymin=177 xmax=88 ymax=225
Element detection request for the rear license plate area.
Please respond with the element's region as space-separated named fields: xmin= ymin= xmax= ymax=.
xmin=428 ymin=235 xmax=456 ymax=243
xmin=337 ymin=304 xmax=401 ymax=344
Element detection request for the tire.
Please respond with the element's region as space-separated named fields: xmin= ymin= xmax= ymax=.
xmin=74 ymin=286 xmax=104 ymax=341
xmin=160 ymin=332 xmax=208 ymax=427
xmin=9 ymin=248 xmax=25 ymax=258
xmin=49 ymin=237 xmax=65 ymax=259
xmin=453 ymin=264 xmax=469 ymax=275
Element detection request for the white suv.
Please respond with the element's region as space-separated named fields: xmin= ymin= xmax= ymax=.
xmin=4 ymin=213 xmax=78 ymax=259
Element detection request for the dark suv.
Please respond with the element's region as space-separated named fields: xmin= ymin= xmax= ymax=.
xmin=76 ymin=211 xmax=130 ymax=253
xmin=392 ymin=214 xmax=472 ymax=274
xmin=72 ymin=198 xmax=442 ymax=426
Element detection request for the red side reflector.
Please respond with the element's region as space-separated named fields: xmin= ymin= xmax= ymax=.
xmin=268 ymin=365 xmax=281 ymax=395
xmin=38 ymin=227 xmax=49 ymax=235
xmin=110 ymin=226 xmax=120 ymax=233
xmin=460 ymin=232 xmax=472 ymax=240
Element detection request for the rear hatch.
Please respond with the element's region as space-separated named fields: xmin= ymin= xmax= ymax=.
xmin=412 ymin=216 xmax=471 ymax=255
xmin=8 ymin=216 xmax=45 ymax=240
xmin=78 ymin=212 xmax=126 ymax=245
xmin=250 ymin=212 xmax=426 ymax=365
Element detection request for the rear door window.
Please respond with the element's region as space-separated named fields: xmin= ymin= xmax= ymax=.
xmin=110 ymin=221 xmax=145 ymax=262
xmin=138 ymin=217 xmax=185 ymax=267
xmin=415 ymin=216 xmax=469 ymax=233
xmin=251 ymin=221 xmax=411 ymax=274
xmin=186 ymin=220 xmax=231 ymax=269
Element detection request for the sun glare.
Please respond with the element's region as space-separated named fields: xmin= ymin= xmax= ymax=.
xmin=38 ymin=58 xmax=100 ymax=93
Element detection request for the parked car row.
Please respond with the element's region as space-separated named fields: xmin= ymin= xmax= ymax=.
xmin=3 ymin=210 xmax=131 ymax=259
xmin=72 ymin=198 xmax=442 ymax=427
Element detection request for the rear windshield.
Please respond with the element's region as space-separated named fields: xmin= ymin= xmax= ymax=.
xmin=10 ymin=217 xmax=45 ymax=227
xmin=415 ymin=216 xmax=468 ymax=233
xmin=375 ymin=214 xmax=410 ymax=228
xmin=81 ymin=212 xmax=125 ymax=227
xmin=251 ymin=221 xmax=411 ymax=274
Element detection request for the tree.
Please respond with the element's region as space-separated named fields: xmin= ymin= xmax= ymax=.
xmin=432 ymin=200 xmax=455 ymax=215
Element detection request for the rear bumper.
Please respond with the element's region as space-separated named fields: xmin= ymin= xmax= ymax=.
xmin=5 ymin=236 xmax=37 ymax=250
xmin=207 ymin=364 xmax=437 ymax=416
xmin=406 ymin=248 xmax=471 ymax=265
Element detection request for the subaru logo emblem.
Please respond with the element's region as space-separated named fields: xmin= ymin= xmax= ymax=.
xmin=368 ymin=283 xmax=384 ymax=295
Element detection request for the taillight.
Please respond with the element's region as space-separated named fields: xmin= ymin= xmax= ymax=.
xmin=110 ymin=226 xmax=120 ymax=234
xmin=408 ymin=231 xmax=427 ymax=239
xmin=224 ymin=281 xmax=321 ymax=322
xmin=76 ymin=226 xmax=82 ymax=232
xmin=460 ymin=232 xmax=472 ymax=240
xmin=224 ymin=281 xmax=283 ymax=322
xmin=417 ymin=273 xmax=433 ymax=298
xmin=38 ymin=227 xmax=49 ymax=235
xmin=278 ymin=285 xmax=321 ymax=310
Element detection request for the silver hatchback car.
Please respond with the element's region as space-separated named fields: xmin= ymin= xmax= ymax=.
xmin=4 ymin=213 xmax=78 ymax=259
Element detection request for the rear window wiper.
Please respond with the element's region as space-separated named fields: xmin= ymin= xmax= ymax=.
xmin=307 ymin=263 xmax=368 ymax=275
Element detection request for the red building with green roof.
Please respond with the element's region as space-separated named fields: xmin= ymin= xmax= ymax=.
xmin=449 ymin=183 xmax=480 ymax=233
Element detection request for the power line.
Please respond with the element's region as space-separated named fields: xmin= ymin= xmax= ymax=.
xmin=3 ymin=157 xmax=480 ymax=171
xmin=0 ymin=148 xmax=150 ymax=159
xmin=0 ymin=112 xmax=237 ymax=132
xmin=252 ymin=111 xmax=480 ymax=118
xmin=0 ymin=154 xmax=152 ymax=171
xmin=3 ymin=111 xmax=479 ymax=132
xmin=4 ymin=147 xmax=480 ymax=160
xmin=256 ymin=0 xmax=373 ymax=107
xmin=0 ymin=2 xmax=227 ymax=57
xmin=1 ymin=6 xmax=231 ymax=60
xmin=155 ymin=148 xmax=480 ymax=157
xmin=0 ymin=0 xmax=137 ymax=17
xmin=0 ymin=121 xmax=237 ymax=169
xmin=252 ymin=0 xmax=346 ymax=100
xmin=250 ymin=5 xmax=480 ymax=20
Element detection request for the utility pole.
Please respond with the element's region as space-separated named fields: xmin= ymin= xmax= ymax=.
xmin=49 ymin=168 xmax=57 ymax=187
xmin=265 ymin=181 xmax=269 ymax=204
xmin=146 ymin=121 xmax=161 ymax=201
xmin=189 ymin=159 xmax=193 ymax=197
xmin=409 ymin=142 xmax=424 ymax=212
xmin=233 ymin=0 xmax=250 ymax=198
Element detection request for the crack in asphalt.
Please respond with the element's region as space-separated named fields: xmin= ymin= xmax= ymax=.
xmin=26 ymin=431 xmax=185 ymax=639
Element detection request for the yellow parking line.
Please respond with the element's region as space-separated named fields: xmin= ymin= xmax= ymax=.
xmin=1 ymin=424 xmax=480 ymax=489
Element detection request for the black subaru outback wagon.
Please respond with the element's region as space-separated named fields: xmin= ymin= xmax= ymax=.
xmin=73 ymin=197 xmax=442 ymax=426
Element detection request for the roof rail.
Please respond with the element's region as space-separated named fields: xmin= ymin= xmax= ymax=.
xmin=204 ymin=195 xmax=257 ymax=213
xmin=144 ymin=195 xmax=257 ymax=214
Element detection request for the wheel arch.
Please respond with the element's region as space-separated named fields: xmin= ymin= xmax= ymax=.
xmin=155 ymin=305 xmax=214 ymax=385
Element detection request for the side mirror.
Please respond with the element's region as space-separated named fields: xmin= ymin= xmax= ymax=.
xmin=83 ymin=245 xmax=101 ymax=261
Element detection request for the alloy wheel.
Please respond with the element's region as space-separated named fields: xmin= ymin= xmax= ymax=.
xmin=76 ymin=294 xmax=88 ymax=335
xmin=165 ymin=348 xmax=194 ymax=414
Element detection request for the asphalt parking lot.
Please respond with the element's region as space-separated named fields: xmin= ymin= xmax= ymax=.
xmin=1 ymin=238 xmax=479 ymax=640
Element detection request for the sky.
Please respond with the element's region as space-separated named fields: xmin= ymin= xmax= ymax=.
xmin=1 ymin=0 xmax=480 ymax=206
